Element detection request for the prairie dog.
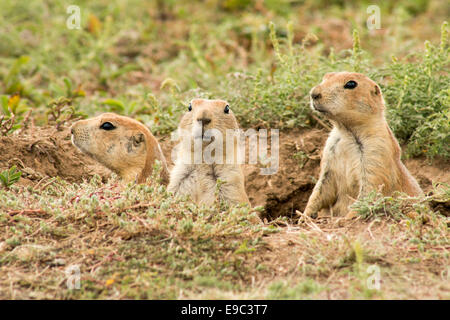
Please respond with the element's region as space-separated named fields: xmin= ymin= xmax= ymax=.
xmin=168 ymin=99 xmax=250 ymax=206
xmin=304 ymin=72 xmax=423 ymax=218
xmin=71 ymin=113 xmax=169 ymax=184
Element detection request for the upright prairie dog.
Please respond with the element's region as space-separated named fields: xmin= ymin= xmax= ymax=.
xmin=304 ymin=72 xmax=423 ymax=218
xmin=71 ymin=113 xmax=169 ymax=184
xmin=168 ymin=99 xmax=250 ymax=206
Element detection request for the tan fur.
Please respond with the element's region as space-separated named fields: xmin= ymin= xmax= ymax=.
xmin=304 ymin=72 xmax=423 ymax=218
xmin=71 ymin=113 xmax=169 ymax=184
xmin=168 ymin=99 xmax=249 ymax=206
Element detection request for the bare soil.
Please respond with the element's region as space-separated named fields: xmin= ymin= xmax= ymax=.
xmin=0 ymin=125 xmax=111 ymax=187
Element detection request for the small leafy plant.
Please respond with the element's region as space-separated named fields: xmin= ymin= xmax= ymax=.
xmin=0 ymin=166 xmax=22 ymax=188
xmin=384 ymin=21 xmax=449 ymax=159
xmin=46 ymin=97 xmax=85 ymax=130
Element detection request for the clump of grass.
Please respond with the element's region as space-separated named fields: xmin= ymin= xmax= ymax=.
xmin=351 ymin=183 xmax=450 ymax=221
xmin=215 ymin=23 xmax=324 ymax=130
xmin=351 ymin=184 xmax=450 ymax=248
xmin=383 ymin=21 xmax=449 ymax=159
xmin=350 ymin=190 xmax=432 ymax=221
xmin=0 ymin=164 xmax=267 ymax=299
xmin=267 ymin=279 xmax=323 ymax=299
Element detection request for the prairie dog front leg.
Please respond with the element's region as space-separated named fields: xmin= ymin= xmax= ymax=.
xmin=304 ymin=169 xmax=337 ymax=218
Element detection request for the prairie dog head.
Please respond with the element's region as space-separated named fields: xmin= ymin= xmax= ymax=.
xmin=71 ymin=113 xmax=163 ymax=182
xmin=178 ymin=98 xmax=239 ymax=142
xmin=310 ymin=72 xmax=385 ymax=126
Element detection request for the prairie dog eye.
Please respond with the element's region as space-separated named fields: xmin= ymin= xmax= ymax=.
xmin=224 ymin=105 xmax=230 ymax=114
xmin=100 ymin=122 xmax=115 ymax=130
xmin=188 ymin=103 xmax=192 ymax=112
xmin=344 ymin=80 xmax=358 ymax=89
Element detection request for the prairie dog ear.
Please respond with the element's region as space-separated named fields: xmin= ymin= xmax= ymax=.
xmin=372 ymin=84 xmax=381 ymax=96
xmin=132 ymin=133 xmax=145 ymax=147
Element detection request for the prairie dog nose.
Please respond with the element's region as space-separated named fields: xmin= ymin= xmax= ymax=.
xmin=70 ymin=120 xmax=84 ymax=134
xmin=196 ymin=108 xmax=213 ymax=126
xmin=197 ymin=117 xmax=211 ymax=125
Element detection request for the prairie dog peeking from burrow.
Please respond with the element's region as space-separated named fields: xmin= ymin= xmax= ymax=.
xmin=71 ymin=113 xmax=169 ymax=184
xmin=168 ymin=98 xmax=250 ymax=206
xmin=304 ymin=72 xmax=423 ymax=218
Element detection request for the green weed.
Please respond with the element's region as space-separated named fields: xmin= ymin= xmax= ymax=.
xmin=0 ymin=166 xmax=22 ymax=188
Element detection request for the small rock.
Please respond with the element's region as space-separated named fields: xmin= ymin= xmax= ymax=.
xmin=49 ymin=258 xmax=66 ymax=266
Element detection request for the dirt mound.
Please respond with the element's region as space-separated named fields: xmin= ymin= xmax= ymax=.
xmin=1 ymin=126 xmax=448 ymax=217
xmin=0 ymin=126 xmax=111 ymax=186
xmin=243 ymin=129 xmax=325 ymax=219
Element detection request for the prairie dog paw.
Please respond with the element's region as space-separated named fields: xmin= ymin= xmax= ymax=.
xmin=344 ymin=210 xmax=358 ymax=220
xmin=304 ymin=209 xmax=318 ymax=219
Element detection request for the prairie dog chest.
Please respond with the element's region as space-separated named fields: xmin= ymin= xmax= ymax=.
xmin=179 ymin=164 xmax=217 ymax=202
xmin=324 ymin=130 xmax=362 ymax=193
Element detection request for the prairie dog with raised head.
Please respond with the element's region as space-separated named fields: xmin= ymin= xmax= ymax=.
xmin=168 ymin=99 xmax=249 ymax=206
xmin=71 ymin=113 xmax=169 ymax=184
xmin=304 ymin=72 xmax=423 ymax=218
